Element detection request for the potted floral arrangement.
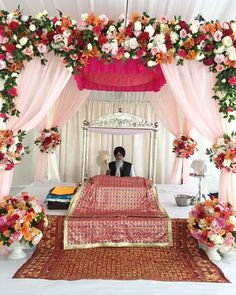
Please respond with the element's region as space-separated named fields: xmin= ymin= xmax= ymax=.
xmin=188 ymin=196 xmax=236 ymax=261
xmin=34 ymin=126 xmax=61 ymax=153
xmin=0 ymin=192 xmax=48 ymax=259
xmin=172 ymin=135 xmax=198 ymax=158
xmin=206 ymin=132 xmax=236 ymax=173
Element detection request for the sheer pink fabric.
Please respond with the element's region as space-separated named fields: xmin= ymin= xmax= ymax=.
xmin=149 ymin=86 xmax=192 ymax=184
xmin=34 ymin=78 xmax=90 ymax=181
xmin=0 ymin=53 xmax=71 ymax=198
xmin=160 ymin=62 xmax=230 ymax=201
xmin=74 ymin=57 xmax=166 ymax=92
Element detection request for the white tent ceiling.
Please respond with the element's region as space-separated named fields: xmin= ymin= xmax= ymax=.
xmin=0 ymin=0 xmax=235 ymax=22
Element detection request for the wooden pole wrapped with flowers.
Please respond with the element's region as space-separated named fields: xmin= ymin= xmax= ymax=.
xmin=0 ymin=8 xmax=235 ymax=200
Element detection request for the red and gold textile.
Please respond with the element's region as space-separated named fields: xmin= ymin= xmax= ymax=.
xmin=69 ymin=175 xmax=166 ymax=218
xmin=64 ymin=175 xmax=171 ymax=249
xmin=13 ymin=216 xmax=230 ymax=283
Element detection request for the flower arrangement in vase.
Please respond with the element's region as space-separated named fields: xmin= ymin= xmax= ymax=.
xmin=206 ymin=132 xmax=236 ymax=173
xmin=0 ymin=192 xmax=48 ymax=258
xmin=0 ymin=129 xmax=29 ymax=171
xmin=188 ymin=196 xmax=236 ymax=261
xmin=34 ymin=126 xmax=61 ymax=153
xmin=172 ymin=135 xmax=198 ymax=158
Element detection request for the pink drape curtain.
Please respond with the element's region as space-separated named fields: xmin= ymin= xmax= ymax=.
xmin=0 ymin=53 xmax=71 ymax=198
xmin=34 ymin=77 xmax=90 ymax=181
xmin=160 ymin=61 xmax=230 ymax=202
xmin=149 ymin=86 xmax=192 ymax=184
xmin=74 ymin=57 xmax=166 ymax=92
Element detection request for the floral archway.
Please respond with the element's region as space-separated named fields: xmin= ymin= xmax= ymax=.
xmin=0 ymin=9 xmax=235 ymax=201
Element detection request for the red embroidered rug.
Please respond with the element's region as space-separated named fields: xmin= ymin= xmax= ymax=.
xmin=13 ymin=216 xmax=229 ymax=282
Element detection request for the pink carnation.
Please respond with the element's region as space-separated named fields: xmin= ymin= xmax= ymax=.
xmin=228 ymin=76 xmax=236 ymax=86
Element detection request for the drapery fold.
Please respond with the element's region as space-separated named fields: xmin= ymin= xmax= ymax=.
xmin=0 ymin=53 xmax=71 ymax=198
xmin=34 ymin=78 xmax=90 ymax=182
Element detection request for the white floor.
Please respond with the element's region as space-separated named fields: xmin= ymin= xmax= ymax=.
xmin=1 ymin=182 xmax=236 ymax=295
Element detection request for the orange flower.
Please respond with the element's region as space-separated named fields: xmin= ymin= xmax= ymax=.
xmin=130 ymin=12 xmax=141 ymax=22
xmin=86 ymin=13 xmax=101 ymax=26
xmin=25 ymin=212 xmax=34 ymax=223
xmin=20 ymin=223 xmax=32 ymax=241
xmin=185 ymin=50 xmax=197 ymax=60
xmin=61 ymin=17 xmax=72 ymax=31
xmin=224 ymin=150 xmax=236 ymax=161
xmin=183 ymin=38 xmax=195 ymax=50
xmin=116 ymin=29 xmax=125 ymax=45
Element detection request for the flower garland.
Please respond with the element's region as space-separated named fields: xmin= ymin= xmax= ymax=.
xmin=188 ymin=197 xmax=236 ymax=251
xmin=0 ymin=192 xmax=48 ymax=247
xmin=0 ymin=129 xmax=29 ymax=170
xmin=172 ymin=135 xmax=198 ymax=158
xmin=206 ymin=132 xmax=236 ymax=173
xmin=34 ymin=126 xmax=61 ymax=153
xmin=0 ymin=9 xmax=235 ymax=122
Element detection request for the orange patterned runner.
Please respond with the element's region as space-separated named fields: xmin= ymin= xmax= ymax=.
xmin=13 ymin=216 xmax=229 ymax=282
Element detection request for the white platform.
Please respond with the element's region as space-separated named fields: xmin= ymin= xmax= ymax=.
xmin=1 ymin=182 xmax=236 ymax=295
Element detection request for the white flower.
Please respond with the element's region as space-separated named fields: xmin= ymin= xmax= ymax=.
xmin=147 ymin=60 xmax=157 ymax=67
xmin=147 ymin=42 xmax=153 ymax=49
xmin=216 ymin=137 xmax=225 ymax=145
xmin=11 ymin=72 xmax=18 ymax=78
xmin=16 ymin=44 xmax=22 ymax=49
xmin=81 ymin=13 xmax=88 ymax=21
xmin=223 ymin=159 xmax=232 ymax=167
xmin=67 ymin=66 xmax=73 ymax=73
xmin=153 ymin=33 xmax=165 ymax=45
xmin=229 ymin=51 xmax=236 ymax=61
xmin=222 ymin=36 xmax=233 ymax=47
xmin=129 ymin=37 xmax=139 ymax=49
xmin=214 ymin=45 xmax=225 ymax=54
xmin=37 ymin=43 xmax=47 ymax=53
xmin=0 ymin=118 xmax=6 ymax=131
xmin=175 ymin=25 xmax=181 ymax=30
xmin=231 ymin=22 xmax=236 ymax=32
xmin=196 ymin=52 xmax=205 ymax=61
xmin=29 ymin=24 xmax=36 ymax=31
xmin=0 ymin=60 xmax=6 ymax=70
xmin=229 ymin=216 xmax=236 ymax=229
xmin=87 ymin=43 xmax=93 ymax=50
xmin=170 ymin=31 xmax=179 ymax=44
xmin=22 ymin=15 xmax=29 ymax=22
xmin=109 ymin=25 xmax=116 ymax=32
xmin=0 ymin=96 xmax=3 ymax=109
xmin=101 ymin=43 xmax=111 ymax=53
xmin=0 ymin=78 xmax=5 ymax=91
xmin=32 ymin=232 xmax=43 ymax=245
xmin=8 ymin=144 xmax=17 ymax=153
xmin=180 ymin=29 xmax=187 ymax=39
xmin=124 ymin=52 xmax=130 ymax=59
xmin=134 ymin=21 xmax=142 ymax=31
xmin=160 ymin=24 xmax=168 ymax=32
xmin=190 ymin=23 xmax=199 ymax=34
xmin=19 ymin=37 xmax=28 ymax=46
xmin=209 ymin=234 xmax=224 ymax=245
xmin=145 ymin=24 xmax=155 ymax=37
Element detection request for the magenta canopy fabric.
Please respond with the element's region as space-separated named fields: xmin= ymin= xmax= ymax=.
xmin=74 ymin=57 xmax=166 ymax=92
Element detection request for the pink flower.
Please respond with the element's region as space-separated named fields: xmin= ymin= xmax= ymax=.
xmin=227 ymin=106 xmax=234 ymax=112
xmin=213 ymin=31 xmax=223 ymax=42
xmin=179 ymin=29 xmax=187 ymax=39
xmin=228 ymin=76 xmax=236 ymax=86
xmin=214 ymin=54 xmax=225 ymax=64
xmin=224 ymin=233 xmax=235 ymax=246
xmin=178 ymin=49 xmax=187 ymax=58
xmin=160 ymin=16 xmax=168 ymax=24
xmin=37 ymin=43 xmax=47 ymax=53
xmin=216 ymin=64 xmax=224 ymax=72
xmin=23 ymin=47 xmax=34 ymax=56
xmin=7 ymin=88 xmax=18 ymax=97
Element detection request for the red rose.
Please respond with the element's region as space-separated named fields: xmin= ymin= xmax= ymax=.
xmin=93 ymin=25 xmax=102 ymax=35
xmin=5 ymin=43 xmax=16 ymax=54
xmin=98 ymin=34 xmax=108 ymax=45
xmin=43 ymin=136 xmax=53 ymax=145
xmin=7 ymin=88 xmax=18 ymax=97
xmin=203 ymin=57 xmax=214 ymax=66
xmin=47 ymin=31 xmax=55 ymax=41
xmin=8 ymin=20 xmax=20 ymax=31
xmin=178 ymin=49 xmax=187 ymax=58
xmin=0 ymin=152 xmax=4 ymax=161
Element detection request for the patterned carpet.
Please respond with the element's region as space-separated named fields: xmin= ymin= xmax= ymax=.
xmin=13 ymin=216 xmax=229 ymax=282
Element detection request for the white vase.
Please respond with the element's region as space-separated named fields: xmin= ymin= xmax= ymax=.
xmin=198 ymin=242 xmax=221 ymax=262
xmin=8 ymin=242 xmax=27 ymax=260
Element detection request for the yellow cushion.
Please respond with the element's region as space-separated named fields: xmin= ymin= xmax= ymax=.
xmin=50 ymin=186 xmax=77 ymax=195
